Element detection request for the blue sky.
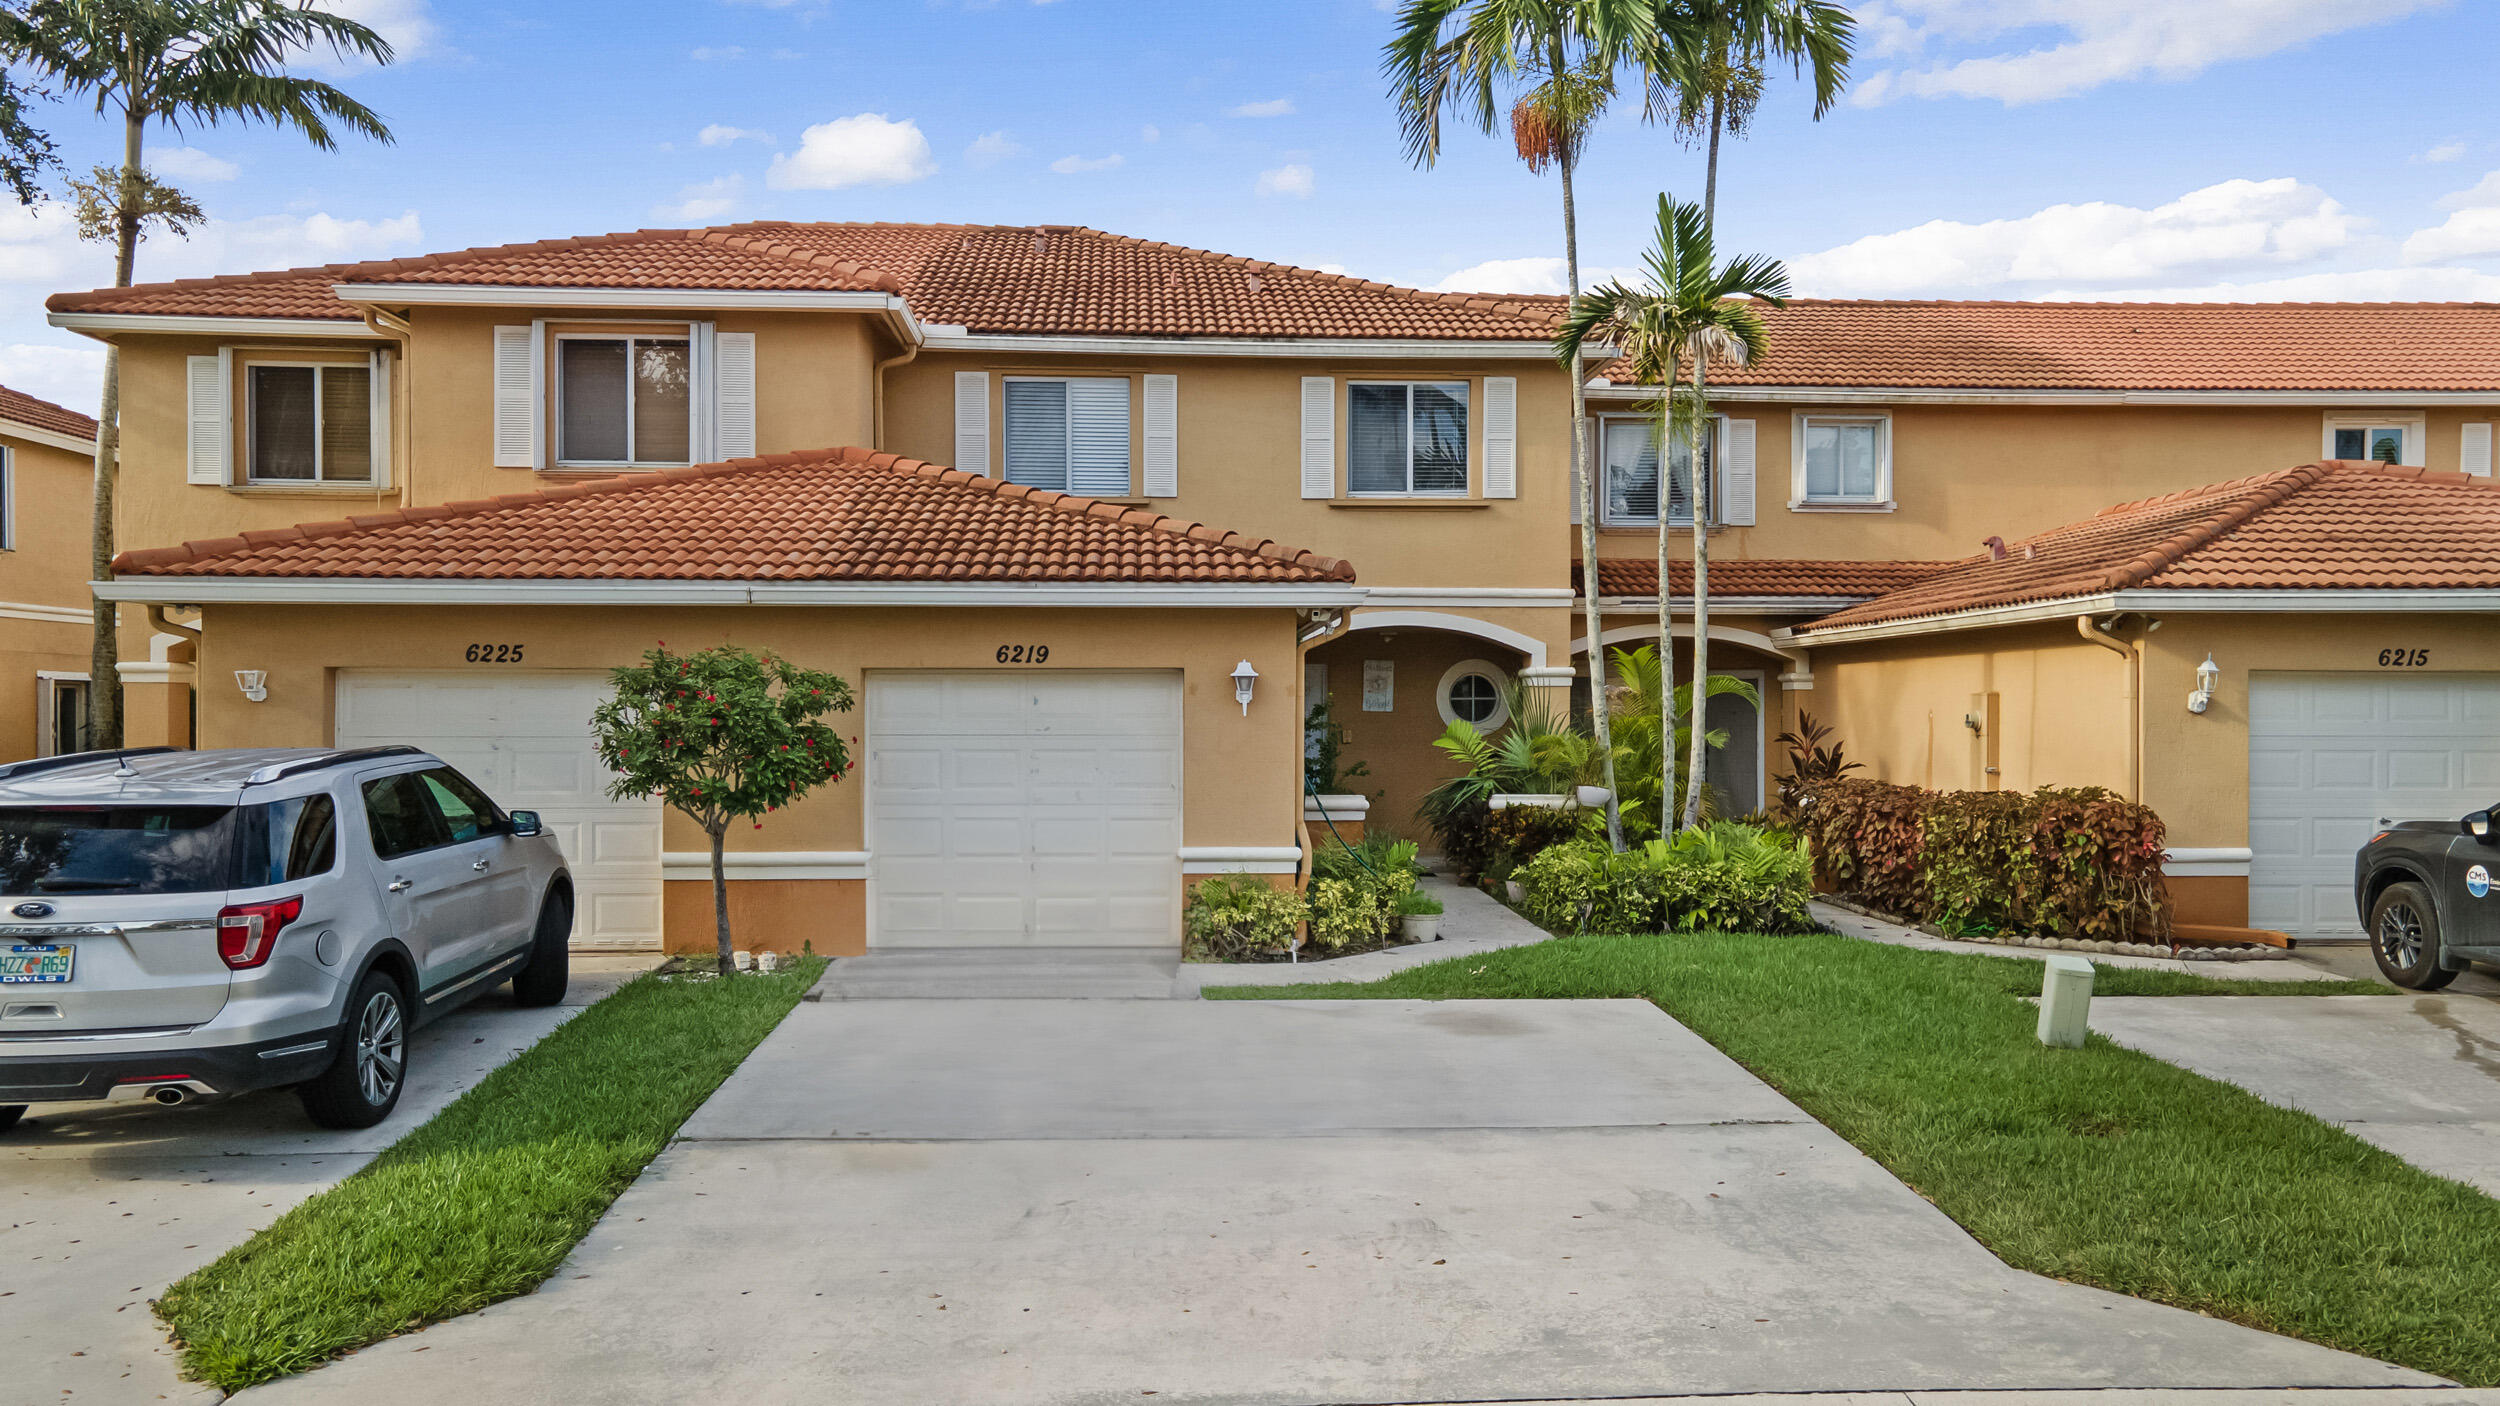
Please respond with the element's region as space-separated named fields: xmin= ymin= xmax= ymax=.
xmin=5 ymin=0 xmax=2498 ymax=411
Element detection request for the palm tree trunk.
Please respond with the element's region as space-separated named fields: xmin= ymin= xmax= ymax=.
xmin=1655 ymin=374 xmax=1674 ymax=835
xmin=1561 ymin=148 xmax=1623 ymax=851
xmin=1681 ymin=351 xmax=1712 ymax=831
xmin=86 ymin=108 xmax=145 ymax=751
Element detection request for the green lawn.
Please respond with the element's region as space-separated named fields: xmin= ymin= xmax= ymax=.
xmin=1210 ymin=933 xmax=2500 ymax=1386
xmin=158 ymin=958 xmax=825 ymax=1391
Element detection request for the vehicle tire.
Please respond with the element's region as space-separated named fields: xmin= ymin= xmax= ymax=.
xmin=0 ymin=1105 xmax=24 ymax=1134
xmin=2370 ymin=881 xmax=2461 ymax=991
xmin=510 ymin=888 xmax=571 ymax=1008
xmin=298 ymin=968 xmax=410 ymax=1129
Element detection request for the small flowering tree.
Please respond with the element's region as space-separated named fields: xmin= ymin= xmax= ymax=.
xmin=589 ymin=643 xmax=855 ymax=975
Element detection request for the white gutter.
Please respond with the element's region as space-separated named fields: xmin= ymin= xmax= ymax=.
xmin=333 ymin=284 xmax=927 ymax=349
xmin=1591 ymin=594 xmax=1870 ymax=615
xmin=1775 ymin=586 xmax=2500 ymax=648
xmin=0 ymin=417 xmax=98 ymax=454
xmin=1587 ymin=383 xmax=2500 ymax=408
xmin=1357 ymin=586 xmax=1574 ymax=607
xmin=50 ymin=311 xmax=385 ymax=340
xmin=920 ymin=327 xmax=1583 ymax=361
xmin=92 ymin=577 xmax=1365 ymax=608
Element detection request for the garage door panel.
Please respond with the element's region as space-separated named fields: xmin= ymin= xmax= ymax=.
xmin=868 ymin=671 xmax=1180 ymax=948
xmin=2249 ymin=673 xmax=2500 ymax=941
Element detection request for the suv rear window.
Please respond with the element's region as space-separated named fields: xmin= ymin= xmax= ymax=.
xmin=0 ymin=806 xmax=243 ymax=896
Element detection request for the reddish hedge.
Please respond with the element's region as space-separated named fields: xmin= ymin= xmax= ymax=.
xmin=1797 ymin=778 xmax=2171 ymax=940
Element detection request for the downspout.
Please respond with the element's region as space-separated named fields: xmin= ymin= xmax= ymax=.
xmin=871 ymin=301 xmax=922 ymax=451
xmin=145 ymin=603 xmax=199 ymax=645
xmin=2076 ymin=615 xmax=2140 ymax=801
xmin=362 ymin=308 xmax=415 ymax=508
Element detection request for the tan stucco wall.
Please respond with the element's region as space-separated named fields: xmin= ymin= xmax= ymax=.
xmin=886 ymin=351 xmax=1574 ymax=591
xmin=184 ymin=601 xmax=1311 ymax=949
xmin=1584 ymin=401 xmax=2498 ymax=566
xmin=0 ymin=430 xmax=157 ymax=761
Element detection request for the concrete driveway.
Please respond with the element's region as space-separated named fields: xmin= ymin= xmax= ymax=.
xmin=2 ymin=956 xmax=651 ymax=1405
xmin=2092 ymin=988 xmax=2500 ymax=1197
xmin=243 ymin=995 xmax=2433 ymax=1405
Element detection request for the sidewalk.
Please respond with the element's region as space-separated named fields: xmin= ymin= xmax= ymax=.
xmin=1175 ymin=872 xmax=1555 ymax=995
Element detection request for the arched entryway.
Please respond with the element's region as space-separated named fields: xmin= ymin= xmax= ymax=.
xmin=1305 ymin=616 xmax=1535 ymax=843
xmin=1574 ymin=623 xmax=1796 ymax=820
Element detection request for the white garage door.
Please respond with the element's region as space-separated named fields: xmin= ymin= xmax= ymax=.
xmin=335 ymin=672 xmax=664 ymax=950
xmin=2249 ymin=673 xmax=2500 ymax=940
xmin=868 ymin=671 xmax=1182 ymax=948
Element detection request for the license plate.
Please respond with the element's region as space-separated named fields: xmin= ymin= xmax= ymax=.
xmin=0 ymin=944 xmax=72 ymax=984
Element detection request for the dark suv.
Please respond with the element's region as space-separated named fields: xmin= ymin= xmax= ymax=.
xmin=2354 ymin=807 xmax=2500 ymax=989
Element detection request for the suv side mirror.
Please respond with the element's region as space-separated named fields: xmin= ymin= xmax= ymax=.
xmin=2462 ymin=810 xmax=2495 ymax=844
xmin=508 ymin=809 xmax=543 ymax=838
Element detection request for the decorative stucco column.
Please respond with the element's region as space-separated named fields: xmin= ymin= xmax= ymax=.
xmin=117 ymin=659 xmax=196 ymax=749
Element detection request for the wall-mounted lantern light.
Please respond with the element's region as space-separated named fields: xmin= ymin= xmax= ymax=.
xmin=235 ymin=669 xmax=268 ymax=703
xmin=2187 ymin=654 xmax=2220 ymax=715
xmin=1230 ymin=660 xmax=1259 ymax=716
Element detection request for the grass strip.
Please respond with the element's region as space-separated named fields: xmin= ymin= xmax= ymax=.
xmin=1210 ymin=933 xmax=2496 ymax=1384
xmin=158 ymin=957 xmax=825 ymax=1391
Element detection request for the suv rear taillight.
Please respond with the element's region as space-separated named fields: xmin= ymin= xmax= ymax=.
xmin=216 ymin=896 xmax=302 ymax=969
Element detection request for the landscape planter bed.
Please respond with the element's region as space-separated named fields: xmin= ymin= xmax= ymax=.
xmin=1816 ymin=894 xmax=2292 ymax=962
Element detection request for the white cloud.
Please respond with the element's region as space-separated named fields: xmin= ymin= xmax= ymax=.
xmin=698 ymin=124 xmax=771 ymax=147
xmin=148 ymin=147 xmax=239 ymax=184
xmin=690 ymin=45 xmax=745 ymax=60
xmin=1429 ymin=257 xmax=1644 ymax=295
xmin=0 ymin=341 xmax=106 ymax=415
xmin=1226 ymin=98 xmax=1296 ymax=118
xmin=965 ymin=131 xmax=1024 ymax=168
xmin=1854 ymin=0 xmax=2446 ymax=105
xmin=299 ymin=0 xmax=441 ymax=73
xmin=0 ymin=200 xmax=425 ymax=293
xmin=1787 ymin=177 xmax=2359 ymax=296
xmin=2416 ymin=141 xmax=2468 ymax=165
xmin=1048 ymin=152 xmax=1123 ymax=174
xmin=2403 ymin=210 xmax=2500 ymax=265
xmin=2037 ymin=267 xmax=2500 ymax=302
xmin=1254 ymin=163 xmax=1314 ymax=199
xmin=765 ymin=114 xmax=937 ymax=191
xmin=2436 ymin=170 xmax=2500 ymax=210
xmin=659 ymin=175 xmax=744 ymax=221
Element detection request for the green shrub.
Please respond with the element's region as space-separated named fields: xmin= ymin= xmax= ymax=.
xmin=1305 ymin=835 xmax=1417 ymax=953
xmin=1182 ymin=873 xmax=1308 ymax=961
xmin=1308 ymin=877 xmax=1386 ymax=951
xmin=1396 ymin=889 xmax=1444 ymax=917
xmin=1516 ymin=823 xmax=1816 ymax=936
xmin=1483 ymin=803 xmax=1587 ymax=883
xmin=1799 ymin=778 xmax=2171 ymax=939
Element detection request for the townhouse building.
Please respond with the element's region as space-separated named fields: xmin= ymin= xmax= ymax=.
xmin=36 ymin=222 xmax=2500 ymax=949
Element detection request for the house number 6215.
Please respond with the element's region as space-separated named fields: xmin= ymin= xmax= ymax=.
xmin=2378 ymin=648 xmax=2431 ymax=667
xmin=995 ymin=644 xmax=1050 ymax=664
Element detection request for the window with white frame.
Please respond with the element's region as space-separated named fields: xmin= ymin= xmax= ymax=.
xmin=0 ymin=445 xmax=12 ymax=549
xmin=2325 ymin=418 xmax=2419 ymax=465
xmin=1004 ymin=377 xmax=1131 ymax=495
xmin=1793 ymin=414 xmax=1889 ymax=507
xmin=37 ymin=673 xmax=89 ymax=757
xmin=1348 ymin=381 xmax=1468 ymax=496
xmin=1436 ymin=659 xmax=1511 ymax=730
xmin=557 ymin=335 xmax=691 ymax=466
xmin=247 ymin=363 xmax=372 ymax=483
xmin=1599 ymin=415 xmax=1707 ymax=525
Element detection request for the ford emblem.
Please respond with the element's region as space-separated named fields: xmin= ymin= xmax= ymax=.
xmin=12 ymin=901 xmax=53 ymax=918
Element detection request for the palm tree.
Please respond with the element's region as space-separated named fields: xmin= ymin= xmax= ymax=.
xmin=1556 ymin=193 xmax=1788 ymax=831
xmin=1646 ymin=0 xmax=1853 ymax=228
xmin=0 ymin=0 xmax=394 ymax=748
xmin=1605 ymin=640 xmax=1756 ymax=832
xmin=1384 ymin=0 xmax=1653 ymax=850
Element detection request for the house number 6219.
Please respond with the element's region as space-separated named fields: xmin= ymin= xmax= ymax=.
xmin=995 ymin=644 xmax=1050 ymax=664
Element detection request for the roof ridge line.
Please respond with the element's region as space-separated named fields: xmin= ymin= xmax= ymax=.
xmin=1068 ymin=226 xmax=1564 ymax=329
xmin=2093 ymin=464 xmax=2334 ymax=591
xmin=691 ymin=229 xmax=905 ymax=295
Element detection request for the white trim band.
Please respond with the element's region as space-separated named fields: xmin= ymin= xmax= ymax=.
xmin=1517 ymin=666 xmax=1578 ymax=684
xmin=2164 ymin=846 xmax=2253 ymax=878
xmin=662 ymin=850 xmax=871 ymax=881
xmin=0 ymin=598 xmax=92 ymax=625
xmin=1589 ymin=383 xmax=2500 ymax=408
xmin=95 ymin=577 xmax=1366 ymax=608
xmin=0 ymin=418 xmax=98 ymax=454
xmin=50 ymin=312 xmax=386 ymax=340
xmin=1357 ymin=586 xmax=1574 ymax=607
xmin=1302 ymin=795 xmax=1371 ymax=822
xmin=924 ymin=329 xmax=1574 ymax=360
xmin=1180 ymin=845 xmax=1303 ymax=875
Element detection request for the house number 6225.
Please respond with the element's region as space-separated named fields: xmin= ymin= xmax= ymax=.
xmin=995 ymin=644 xmax=1050 ymax=664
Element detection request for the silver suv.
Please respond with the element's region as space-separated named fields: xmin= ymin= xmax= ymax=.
xmin=0 ymin=746 xmax=573 ymax=1130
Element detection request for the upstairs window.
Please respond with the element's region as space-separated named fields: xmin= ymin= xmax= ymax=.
xmin=1599 ymin=416 xmax=1702 ymax=525
xmin=558 ymin=336 xmax=691 ymax=466
xmin=248 ymin=364 xmax=372 ymax=483
xmin=1349 ymin=382 xmax=1468 ymax=496
xmin=1004 ymin=377 xmax=1131 ymax=495
xmin=1795 ymin=414 xmax=1890 ymax=507
xmin=2328 ymin=420 xmax=2413 ymax=465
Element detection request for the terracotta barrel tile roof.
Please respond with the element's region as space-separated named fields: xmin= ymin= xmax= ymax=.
xmin=1799 ymin=461 xmax=2500 ymax=632
xmin=1578 ymin=557 xmax=1950 ymax=600
xmin=112 ymin=447 xmax=1357 ymax=585
xmin=1598 ymin=300 xmax=2500 ymax=392
xmin=50 ymin=221 xmax=1561 ymax=340
xmin=0 ymin=384 xmax=98 ymax=440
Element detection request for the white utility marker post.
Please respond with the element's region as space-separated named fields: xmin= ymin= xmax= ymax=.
xmin=2037 ymin=955 xmax=2095 ymax=1049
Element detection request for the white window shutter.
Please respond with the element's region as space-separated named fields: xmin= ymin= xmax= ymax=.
xmin=954 ymin=371 xmax=991 ymax=476
xmin=185 ymin=352 xmax=229 ymax=485
xmin=715 ymin=331 xmax=757 ymax=460
xmin=367 ymin=348 xmax=393 ymax=488
xmin=1142 ymin=373 xmax=1178 ymax=497
xmin=1482 ymin=376 xmax=1517 ymax=499
xmin=0 ymin=447 xmax=13 ymax=550
xmin=1720 ymin=418 xmax=1757 ymax=526
xmin=491 ymin=325 xmax=538 ymax=469
xmin=1300 ymin=376 xmax=1335 ymax=499
xmin=2464 ymin=423 xmax=2494 ymax=478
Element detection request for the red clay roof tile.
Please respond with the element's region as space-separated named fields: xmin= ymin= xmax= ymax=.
xmin=1799 ymin=461 xmax=2500 ymax=631
xmin=1577 ymin=557 xmax=1950 ymax=600
xmin=0 ymin=383 xmax=98 ymax=440
xmin=110 ymin=446 xmax=1356 ymax=585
